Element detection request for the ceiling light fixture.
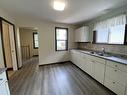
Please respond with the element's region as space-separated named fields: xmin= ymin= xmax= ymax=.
xmin=53 ymin=0 xmax=66 ymax=11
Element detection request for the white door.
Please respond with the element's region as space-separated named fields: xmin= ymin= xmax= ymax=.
xmin=8 ymin=24 xmax=18 ymax=71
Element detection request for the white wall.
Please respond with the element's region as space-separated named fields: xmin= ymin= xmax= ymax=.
xmin=15 ymin=27 xmax=22 ymax=68
xmin=0 ymin=8 xmax=15 ymax=23
xmin=16 ymin=19 xmax=76 ymax=65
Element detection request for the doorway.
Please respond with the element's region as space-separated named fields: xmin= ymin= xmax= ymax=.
xmin=19 ymin=27 xmax=39 ymax=64
xmin=0 ymin=18 xmax=18 ymax=79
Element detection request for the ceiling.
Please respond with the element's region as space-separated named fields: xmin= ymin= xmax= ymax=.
xmin=0 ymin=0 xmax=127 ymax=24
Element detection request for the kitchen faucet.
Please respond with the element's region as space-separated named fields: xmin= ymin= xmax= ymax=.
xmin=102 ymin=47 xmax=105 ymax=54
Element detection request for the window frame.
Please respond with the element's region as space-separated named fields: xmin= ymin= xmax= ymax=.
xmin=55 ymin=27 xmax=68 ymax=51
xmin=33 ymin=32 xmax=39 ymax=49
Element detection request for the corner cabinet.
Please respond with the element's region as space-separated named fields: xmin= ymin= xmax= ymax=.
xmin=75 ymin=26 xmax=90 ymax=42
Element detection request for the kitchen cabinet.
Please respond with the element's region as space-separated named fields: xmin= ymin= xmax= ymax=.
xmin=85 ymin=57 xmax=95 ymax=77
xmin=70 ymin=50 xmax=127 ymax=95
xmin=104 ymin=60 xmax=127 ymax=95
xmin=75 ymin=26 xmax=90 ymax=42
xmin=104 ymin=77 xmax=126 ymax=95
xmin=70 ymin=50 xmax=105 ymax=84
xmin=94 ymin=60 xmax=105 ymax=84
xmin=0 ymin=71 xmax=10 ymax=95
xmin=87 ymin=56 xmax=106 ymax=84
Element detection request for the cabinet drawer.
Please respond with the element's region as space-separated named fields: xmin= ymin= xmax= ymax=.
xmin=104 ymin=77 xmax=126 ymax=95
xmin=0 ymin=72 xmax=7 ymax=85
xmin=105 ymin=66 xmax=127 ymax=87
xmin=106 ymin=60 xmax=127 ymax=73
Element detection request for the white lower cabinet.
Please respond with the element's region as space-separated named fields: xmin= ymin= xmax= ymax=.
xmin=85 ymin=58 xmax=95 ymax=77
xmin=104 ymin=61 xmax=127 ymax=95
xmin=0 ymin=72 xmax=10 ymax=95
xmin=94 ymin=61 xmax=105 ymax=84
xmin=0 ymin=81 xmax=10 ymax=95
xmin=70 ymin=50 xmax=127 ymax=95
xmin=104 ymin=77 xmax=126 ymax=95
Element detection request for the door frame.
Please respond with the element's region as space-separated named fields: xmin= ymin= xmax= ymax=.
xmin=0 ymin=17 xmax=19 ymax=76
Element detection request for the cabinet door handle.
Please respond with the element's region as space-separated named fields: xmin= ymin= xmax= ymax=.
xmin=0 ymin=78 xmax=3 ymax=81
xmin=114 ymin=70 xmax=117 ymax=72
xmin=115 ymin=65 xmax=118 ymax=67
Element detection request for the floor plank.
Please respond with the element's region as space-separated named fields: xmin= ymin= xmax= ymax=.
xmin=9 ymin=58 xmax=116 ymax=95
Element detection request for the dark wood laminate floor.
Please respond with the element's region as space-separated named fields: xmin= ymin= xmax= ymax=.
xmin=9 ymin=58 xmax=116 ymax=95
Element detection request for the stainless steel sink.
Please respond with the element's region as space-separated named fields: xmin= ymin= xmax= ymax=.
xmin=89 ymin=51 xmax=111 ymax=57
xmin=96 ymin=53 xmax=111 ymax=57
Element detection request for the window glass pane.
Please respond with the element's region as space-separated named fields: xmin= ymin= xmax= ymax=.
xmin=33 ymin=33 xmax=39 ymax=48
xmin=57 ymin=41 xmax=66 ymax=50
xmin=56 ymin=29 xmax=67 ymax=40
xmin=109 ymin=25 xmax=125 ymax=44
xmin=96 ymin=28 xmax=109 ymax=43
xmin=34 ymin=34 xmax=38 ymax=40
xmin=35 ymin=41 xmax=39 ymax=47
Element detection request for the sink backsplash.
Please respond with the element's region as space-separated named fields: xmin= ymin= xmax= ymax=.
xmin=78 ymin=43 xmax=127 ymax=59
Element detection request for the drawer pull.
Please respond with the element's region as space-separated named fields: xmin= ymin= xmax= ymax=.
xmin=115 ymin=65 xmax=118 ymax=67
xmin=114 ymin=70 xmax=117 ymax=72
xmin=113 ymin=82 xmax=115 ymax=84
xmin=0 ymin=78 xmax=3 ymax=81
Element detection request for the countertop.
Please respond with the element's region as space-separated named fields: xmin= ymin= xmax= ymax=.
xmin=0 ymin=68 xmax=7 ymax=74
xmin=72 ymin=49 xmax=127 ymax=65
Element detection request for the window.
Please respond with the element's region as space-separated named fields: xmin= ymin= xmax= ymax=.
xmin=96 ymin=28 xmax=109 ymax=43
xmin=93 ymin=15 xmax=126 ymax=44
xmin=33 ymin=32 xmax=39 ymax=49
xmin=109 ymin=25 xmax=125 ymax=44
xmin=55 ymin=27 xmax=68 ymax=51
xmin=95 ymin=25 xmax=126 ymax=44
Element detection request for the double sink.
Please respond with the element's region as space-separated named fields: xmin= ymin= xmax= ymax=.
xmin=80 ymin=50 xmax=111 ymax=57
xmin=89 ymin=51 xmax=111 ymax=57
xmin=78 ymin=49 xmax=127 ymax=65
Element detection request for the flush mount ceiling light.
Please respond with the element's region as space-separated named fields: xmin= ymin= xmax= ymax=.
xmin=53 ymin=0 xmax=66 ymax=11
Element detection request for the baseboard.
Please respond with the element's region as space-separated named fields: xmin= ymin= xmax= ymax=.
xmin=33 ymin=55 xmax=39 ymax=57
xmin=39 ymin=61 xmax=70 ymax=67
xmin=7 ymin=68 xmax=13 ymax=71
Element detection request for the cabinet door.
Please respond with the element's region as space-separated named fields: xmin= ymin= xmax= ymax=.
xmin=104 ymin=77 xmax=125 ymax=95
xmin=94 ymin=62 xmax=105 ymax=84
xmin=70 ymin=51 xmax=75 ymax=63
xmin=85 ymin=58 xmax=94 ymax=77
xmin=75 ymin=26 xmax=89 ymax=42
xmin=82 ymin=27 xmax=89 ymax=42
xmin=70 ymin=51 xmax=80 ymax=66
xmin=75 ymin=29 xmax=80 ymax=42
xmin=0 ymin=81 xmax=10 ymax=95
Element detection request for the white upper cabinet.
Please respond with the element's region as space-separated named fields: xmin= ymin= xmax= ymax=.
xmin=75 ymin=26 xmax=90 ymax=42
